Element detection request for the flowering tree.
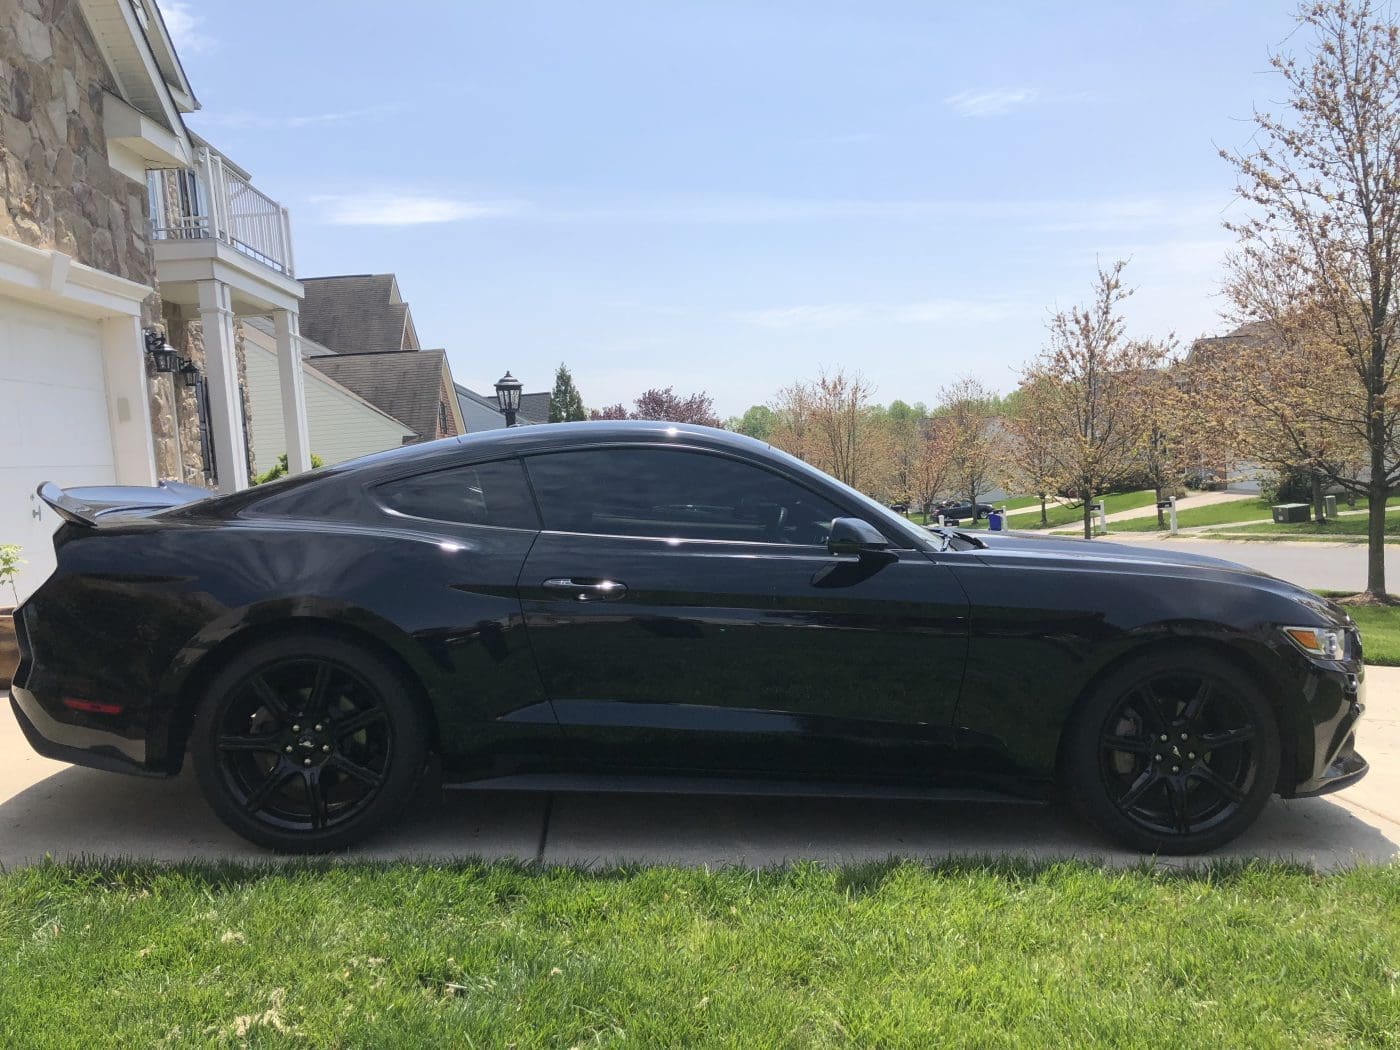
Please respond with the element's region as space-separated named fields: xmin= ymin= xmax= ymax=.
xmin=1217 ymin=0 xmax=1400 ymax=598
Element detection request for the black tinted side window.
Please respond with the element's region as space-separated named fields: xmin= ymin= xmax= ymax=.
xmin=377 ymin=459 xmax=539 ymax=530
xmin=523 ymin=448 xmax=845 ymax=544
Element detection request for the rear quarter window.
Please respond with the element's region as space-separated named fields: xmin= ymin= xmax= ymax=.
xmin=376 ymin=459 xmax=539 ymax=530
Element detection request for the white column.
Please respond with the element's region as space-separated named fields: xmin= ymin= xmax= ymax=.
xmin=196 ymin=279 xmax=249 ymax=493
xmin=98 ymin=314 xmax=157 ymax=486
xmin=273 ymin=308 xmax=312 ymax=474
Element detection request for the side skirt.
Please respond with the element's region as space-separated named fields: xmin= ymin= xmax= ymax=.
xmin=442 ymin=771 xmax=1049 ymax=806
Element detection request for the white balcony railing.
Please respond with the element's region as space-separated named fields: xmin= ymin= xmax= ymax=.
xmin=147 ymin=147 xmax=295 ymax=278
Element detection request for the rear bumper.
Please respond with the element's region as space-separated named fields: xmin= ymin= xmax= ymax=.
xmin=9 ymin=691 xmax=164 ymax=777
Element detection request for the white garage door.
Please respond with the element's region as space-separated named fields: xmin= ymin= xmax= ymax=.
xmin=0 ymin=294 xmax=117 ymax=602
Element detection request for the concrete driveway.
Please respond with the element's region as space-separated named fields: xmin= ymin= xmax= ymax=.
xmin=3 ymin=669 xmax=1395 ymax=870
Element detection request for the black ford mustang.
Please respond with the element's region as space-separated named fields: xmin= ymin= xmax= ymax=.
xmin=9 ymin=422 xmax=1367 ymax=854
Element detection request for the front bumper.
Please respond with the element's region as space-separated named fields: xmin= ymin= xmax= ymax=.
xmin=1280 ymin=659 xmax=1368 ymax=798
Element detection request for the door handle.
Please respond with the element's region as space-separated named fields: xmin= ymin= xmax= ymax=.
xmin=542 ymin=577 xmax=628 ymax=602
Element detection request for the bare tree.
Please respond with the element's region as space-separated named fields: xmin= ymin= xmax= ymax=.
xmin=1024 ymin=260 xmax=1169 ymax=539
xmin=769 ymin=369 xmax=891 ymax=492
xmin=1005 ymin=376 xmax=1062 ymax=527
xmin=909 ymin=425 xmax=955 ymax=516
xmin=938 ymin=376 xmax=1007 ymax=512
xmin=1219 ymin=0 xmax=1400 ymax=598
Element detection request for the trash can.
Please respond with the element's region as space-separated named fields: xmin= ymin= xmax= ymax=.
xmin=1324 ymin=495 xmax=1338 ymax=519
xmin=987 ymin=509 xmax=1004 ymax=532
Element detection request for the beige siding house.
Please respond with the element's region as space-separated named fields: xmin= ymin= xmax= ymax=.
xmin=241 ymin=320 xmax=412 ymax=474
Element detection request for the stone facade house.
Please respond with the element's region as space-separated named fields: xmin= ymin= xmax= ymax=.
xmin=0 ymin=0 xmax=314 ymax=596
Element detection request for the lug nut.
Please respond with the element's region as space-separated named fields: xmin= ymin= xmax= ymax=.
xmin=1172 ymin=765 xmax=1180 ymax=773
xmin=292 ymin=724 xmax=301 ymax=733
xmin=1159 ymin=734 xmax=1168 ymax=742
xmin=303 ymin=758 xmax=312 ymax=766
xmin=322 ymin=745 xmax=331 ymax=753
xmin=1180 ymin=733 xmax=1188 ymax=741
xmin=284 ymin=745 xmax=293 ymax=754
xmin=1154 ymin=754 xmax=1162 ymax=761
xmin=1188 ymin=752 xmax=1196 ymax=760
xmin=314 ymin=724 xmax=323 ymax=732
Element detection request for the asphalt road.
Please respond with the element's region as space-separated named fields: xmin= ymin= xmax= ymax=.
xmin=2 ymin=668 xmax=1395 ymax=871
xmin=1066 ymin=532 xmax=1387 ymax=593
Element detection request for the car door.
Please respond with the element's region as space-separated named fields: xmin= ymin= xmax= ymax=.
xmin=515 ymin=444 xmax=970 ymax=783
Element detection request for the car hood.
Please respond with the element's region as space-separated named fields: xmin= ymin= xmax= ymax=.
xmin=965 ymin=530 xmax=1348 ymax=625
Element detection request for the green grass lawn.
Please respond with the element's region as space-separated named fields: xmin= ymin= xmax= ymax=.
xmin=1115 ymin=495 xmax=1400 ymax=534
xmin=1205 ymin=507 xmax=1400 ymax=542
xmin=1006 ymin=488 xmax=1158 ymax=530
xmin=1316 ymin=589 xmax=1400 ymax=666
xmin=0 ymin=859 xmax=1396 ymax=1047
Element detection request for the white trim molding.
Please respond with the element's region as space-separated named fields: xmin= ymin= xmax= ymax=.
xmin=0 ymin=236 xmax=152 ymax=320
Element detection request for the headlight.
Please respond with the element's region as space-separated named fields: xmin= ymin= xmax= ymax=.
xmin=1281 ymin=625 xmax=1345 ymax=660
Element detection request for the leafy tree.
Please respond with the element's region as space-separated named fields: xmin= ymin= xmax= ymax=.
xmin=548 ymin=363 xmax=588 ymax=423
xmin=728 ymin=405 xmax=777 ymax=440
xmin=1217 ymin=0 xmax=1400 ymax=598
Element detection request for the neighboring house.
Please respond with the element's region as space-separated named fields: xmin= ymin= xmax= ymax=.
xmin=454 ymin=383 xmax=550 ymax=431
xmin=309 ymin=350 xmax=465 ymax=445
xmin=241 ymin=318 xmax=413 ymax=474
xmin=0 ymin=0 xmax=311 ymax=597
xmin=295 ymin=273 xmax=466 ymax=444
xmin=299 ymin=273 xmax=420 ymax=353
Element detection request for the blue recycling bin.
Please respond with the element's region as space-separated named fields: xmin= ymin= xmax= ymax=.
xmin=987 ymin=509 xmax=1005 ymax=532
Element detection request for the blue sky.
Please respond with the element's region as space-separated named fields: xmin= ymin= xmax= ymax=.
xmin=165 ymin=0 xmax=1296 ymax=416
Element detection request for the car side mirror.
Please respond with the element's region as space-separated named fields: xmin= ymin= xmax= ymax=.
xmin=826 ymin=516 xmax=891 ymax=557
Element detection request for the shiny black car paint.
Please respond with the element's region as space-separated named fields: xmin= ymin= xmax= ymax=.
xmin=10 ymin=422 xmax=1366 ymax=810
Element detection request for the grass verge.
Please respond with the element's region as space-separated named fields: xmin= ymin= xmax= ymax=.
xmin=1001 ymin=489 xmax=1159 ymax=530
xmin=1318 ymin=589 xmax=1400 ymax=665
xmin=1116 ymin=495 xmax=1400 ymax=534
xmin=0 ymin=859 xmax=1397 ymax=1046
xmin=1204 ymin=508 xmax=1400 ymax=542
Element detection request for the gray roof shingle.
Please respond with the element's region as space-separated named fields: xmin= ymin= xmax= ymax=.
xmin=298 ymin=275 xmax=417 ymax=354
xmin=308 ymin=350 xmax=451 ymax=441
xmin=454 ymin=383 xmax=550 ymax=431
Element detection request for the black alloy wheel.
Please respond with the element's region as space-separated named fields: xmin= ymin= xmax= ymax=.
xmin=1061 ymin=651 xmax=1280 ymax=854
xmin=191 ymin=636 xmax=429 ymax=852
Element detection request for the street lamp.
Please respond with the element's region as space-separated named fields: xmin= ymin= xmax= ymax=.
xmin=494 ymin=371 xmax=523 ymax=427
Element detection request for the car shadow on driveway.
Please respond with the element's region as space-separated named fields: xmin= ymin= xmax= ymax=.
xmin=1 ymin=765 xmax=1395 ymax=870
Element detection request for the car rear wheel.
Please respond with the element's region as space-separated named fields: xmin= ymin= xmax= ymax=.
xmin=190 ymin=636 xmax=429 ymax=853
xmin=1060 ymin=651 xmax=1280 ymax=854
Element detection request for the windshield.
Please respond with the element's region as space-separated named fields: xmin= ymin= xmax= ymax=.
xmin=760 ymin=443 xmax=975 ymax=552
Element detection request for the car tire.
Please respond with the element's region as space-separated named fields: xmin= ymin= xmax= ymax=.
xmin=189 ymin=635 xmax=430 ymax=853
xmin=1059 ymin=650 xmax=1280 ymax=854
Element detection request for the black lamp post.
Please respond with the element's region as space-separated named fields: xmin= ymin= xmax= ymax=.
xmin=494 ymin=371 xmax=523 ymax=427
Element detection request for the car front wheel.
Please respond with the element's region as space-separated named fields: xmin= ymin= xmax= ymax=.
xmin=1060 ymin=651 xmax=1280 ymax=854
xmin=189 ymin=635 xmax=429 ymax=853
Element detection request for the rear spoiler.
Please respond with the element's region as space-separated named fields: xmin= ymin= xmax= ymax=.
xmin=37 ymin=480 xmax=210 ymax=527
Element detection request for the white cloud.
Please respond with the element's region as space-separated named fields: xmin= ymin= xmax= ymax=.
xmin=311 ymin=193 xmax=523 ymax=226
xmin=197 ymin=106 xmax=396 ymax=130
xmin=944 ymin=88 xmax=1038 ymax=118
xmin=160 ymin=1 xmax=213 ymax=55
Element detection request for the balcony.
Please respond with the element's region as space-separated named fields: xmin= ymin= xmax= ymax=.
xmin=148 ymin=146 xmax=295 ymax=277
xmin=146 ymin=144 xmax=302 ymax=318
